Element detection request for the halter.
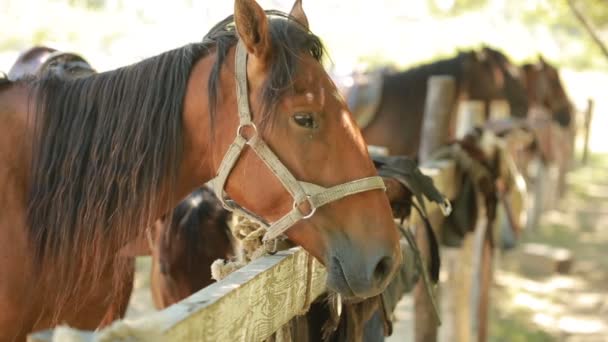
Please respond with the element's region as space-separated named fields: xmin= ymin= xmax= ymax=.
xmin=211 ymin=41 xmax=386 ymax=241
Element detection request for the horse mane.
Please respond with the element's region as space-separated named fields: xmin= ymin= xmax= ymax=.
xmin=205 ymin=10 xmax=324 ymax=127
xmin=388 ymin=53 xmax=467 ymax=85
xmin=26 ymin=10 xmax=325 ymax=320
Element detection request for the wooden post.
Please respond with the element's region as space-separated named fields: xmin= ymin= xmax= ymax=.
xmin=418 ymin=76 xmax=456 ymax=163
xmin=454 ymin=101 xmax=485 ymax=140
xmin=582 ymin=98 xmax=594 ymax=165
xmin=414 ymin=76 xmax=455 ymax=342
xmin=439 ymin=100 xmax=491 ymax=342
xmin=489 ymin=100 xmax=510 ymax=121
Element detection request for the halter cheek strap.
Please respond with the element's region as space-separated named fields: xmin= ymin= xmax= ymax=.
xmin=212 ymin=41 xmax=386 ymax=241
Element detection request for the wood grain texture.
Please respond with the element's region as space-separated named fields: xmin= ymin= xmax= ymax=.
xmin=28 ymin=248 xmax=326 ymax=342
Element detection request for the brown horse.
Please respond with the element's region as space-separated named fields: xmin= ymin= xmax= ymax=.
xmin=523 ymin=55 xmax=573 ymax=128
xmin=0 ymin=1 xmax=400 ymax=340
xmin=355 ymin=50 xmax=505 ymax=156
xmin=522 ymin=55 xmax=575 ymax=196
xmin=480 ymin=46 xmax=530 ymax=120
xmin=149 ymin=186 xmax=234 ymax=308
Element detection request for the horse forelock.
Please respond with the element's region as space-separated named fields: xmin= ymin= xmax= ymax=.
xmin=206 ymin=10 xmax=325 ymax=129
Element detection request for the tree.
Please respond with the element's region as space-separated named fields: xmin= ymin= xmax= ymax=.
xmin=567 ymin=0 xmax=608 ymax=60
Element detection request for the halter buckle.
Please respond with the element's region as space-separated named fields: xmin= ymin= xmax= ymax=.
xmin=293 ymin=195 xmax=316 ymax=219
xmin=237 ymin=122 xmax=258 ymax=141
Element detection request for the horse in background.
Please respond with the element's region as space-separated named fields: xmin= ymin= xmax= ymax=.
xmin=522 ymin=55 xmax=575 ymax=196
xmin=338 ymin=50 xmax=504 ymax=157
xmin=523 ymin=55 xmax=573 ymax=128
xmin=479 ymin=46 xmax=530 ymax=120
xmin=149 ymin=187 xmax=234 ymax=308
xmin=481 ymin=46 xmax=574 ymax=165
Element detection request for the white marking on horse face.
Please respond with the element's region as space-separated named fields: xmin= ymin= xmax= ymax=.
xmin=305 ymin=92 xmax=314 ymax=103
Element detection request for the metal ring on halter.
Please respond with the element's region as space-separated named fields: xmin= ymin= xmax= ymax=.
xmin=237 ymin=122 xmax=258 ymax=140
xmin=293 ymin=196 xmax=317 ymax=219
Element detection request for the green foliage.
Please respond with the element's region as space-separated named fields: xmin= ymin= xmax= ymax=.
xmin=427 ymin=0 xmax=608 ymax=69
xmin=427 ymin=0 xmax=489 ymax=16
xmin=517 ymin=0 xmax=608 ymax=69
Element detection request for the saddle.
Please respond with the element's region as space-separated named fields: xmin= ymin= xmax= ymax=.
xmin=335 ymin=69 xmax=385 ymax=129
xmin=38 ymin=51 xmax=96 ymax=78
xmin=431 ymin=132 xmax=498 ymax=247
xmin=372 ymin=155 xmax=449 ymax=332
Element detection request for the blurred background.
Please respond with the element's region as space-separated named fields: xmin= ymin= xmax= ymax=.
xmin=2 ymin=0 xmax=606 ymax=341
xmin=1 ymin=0 xmax=606 ymax=152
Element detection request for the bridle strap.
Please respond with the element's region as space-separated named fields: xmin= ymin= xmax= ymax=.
xmin=212 ymin=41 xmax=386 ymax=241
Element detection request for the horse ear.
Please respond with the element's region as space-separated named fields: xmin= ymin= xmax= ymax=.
xmin=290 ymin=0 xmax=309 ymax=30
xmin=538 ymin=54 xmax=546 ymax=66
xmin=234 ymin=0 xmax=272 ymax=64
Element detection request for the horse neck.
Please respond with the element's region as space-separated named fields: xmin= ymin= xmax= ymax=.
xmin=409 ymin=57 xmax=463 ymax=80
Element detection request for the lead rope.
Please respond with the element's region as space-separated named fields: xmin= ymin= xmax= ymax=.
xmin=399 ymin=216 xmax=441 ymax=326
xmin=399 ymin=203 xmax=442 ymax=325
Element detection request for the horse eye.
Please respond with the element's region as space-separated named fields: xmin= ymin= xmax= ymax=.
xmin=293 ymin=113 xmax=317 ymax=129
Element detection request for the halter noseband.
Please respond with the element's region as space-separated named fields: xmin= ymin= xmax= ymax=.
xmin=212 ymin=41 xmax=386 ymax=241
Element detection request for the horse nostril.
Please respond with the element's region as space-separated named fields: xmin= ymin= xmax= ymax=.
xmin=373 ymin=256 xmax=393 ymax=283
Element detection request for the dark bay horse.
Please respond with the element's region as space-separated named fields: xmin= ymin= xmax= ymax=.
xmin=355 ymin=50 xmax=507 ymax=156
xmin=0 ymin=1 xmax=400 ymax=339
xmin=479 ymin=46 xmax=530 ymax=120
xmin=149 ymin=186 xmax=234 ymax=308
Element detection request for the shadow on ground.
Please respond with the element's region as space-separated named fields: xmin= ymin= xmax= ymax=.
xmin=489 ymin=153 xmax=608 ymax=342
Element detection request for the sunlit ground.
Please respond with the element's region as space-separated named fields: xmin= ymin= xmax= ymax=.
xmin=489 ymin=153 xmax=608 ymax=341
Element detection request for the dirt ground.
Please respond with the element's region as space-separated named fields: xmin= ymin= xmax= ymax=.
xmin=488 ymin=153 xmax=608 ymax=342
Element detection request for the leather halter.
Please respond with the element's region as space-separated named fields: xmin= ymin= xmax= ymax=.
xmin=212 ymin=41 xmax=386 ymax=241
